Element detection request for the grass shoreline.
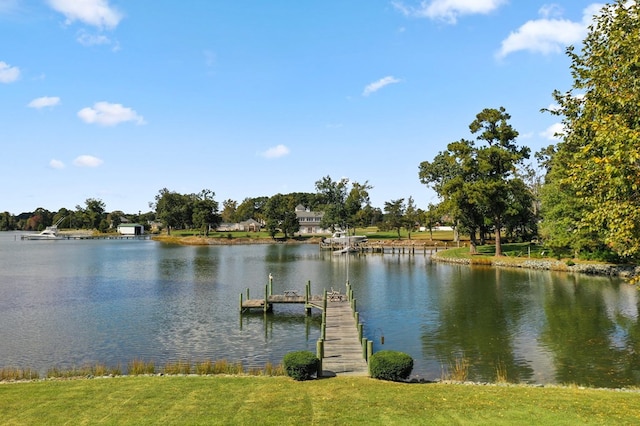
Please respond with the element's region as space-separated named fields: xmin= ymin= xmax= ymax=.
xmin=2 ymin=376 xmax=640 ymax=424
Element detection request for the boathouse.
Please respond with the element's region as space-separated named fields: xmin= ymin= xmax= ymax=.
xmin=117 ymin=223 xmax=144 ymax=235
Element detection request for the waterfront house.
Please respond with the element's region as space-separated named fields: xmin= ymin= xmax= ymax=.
xmin=295 ymin=205 xmax=327 ymax=234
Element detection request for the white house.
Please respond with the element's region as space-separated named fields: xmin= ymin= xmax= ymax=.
xmin=295 ymin=205 xmax=327 ymax=234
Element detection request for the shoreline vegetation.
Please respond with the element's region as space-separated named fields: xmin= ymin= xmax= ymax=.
xmin=150 ymin=231 xmax=640 ymax=282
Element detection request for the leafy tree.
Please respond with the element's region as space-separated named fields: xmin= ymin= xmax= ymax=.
xmin=345 ymin=181 xmax=373 ymax=232
xmin=384 ymin=199 xmax=405 ymax=238
xmin=315 ymin=176 xmax=349 ymax=231
xmin=419 ymin=108 xmax=531 ymax=255
xmin=220 ymin=199 xmax=238 ymax=223
xmin=0 ymin=211 xmax=16 ymax=231
xmin=83 ymin=198 xmax=106 ymax=230
xmin=191 ymin=189 xmax=220 ymax=236
xmin=545 ymin=1 xmax=640 ymax=259
xmin=236 ymin=196 xmax=268 ymax=223
xmin=263 ymin=193 xmax=299 ymax=238
xmin=422 ymin=203 xmax=441 ymax=240
xmin=403 ymin=196 xmax=419 ymax=240
xmin=315 ymin=175 xmax=373 ymax=232
xmin=151 ymin=188 xmax=190 ymax=235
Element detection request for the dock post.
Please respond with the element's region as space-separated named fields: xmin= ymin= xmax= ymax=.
xmin=246 ymin=288 xmax=250 ymax=300
xmin=268 ymin=274 xmax=273 ymax=296
xmin=362 ymin=338 xmax=368 ymax=360
xmin=321 ymin=316 xmax=326 ymax=340
xmin=305 ymin=280 xmax=311 ymax=316
xmin=358 ymin=322 xmax=363 ymax=342
xmin=316 ymin=339 xmax=324 ymax=378
xmin=355 ymin=311 xmax=359 ymax=327
xmin=352 ymin=298 xmax=357 ymax=316
xmin=264 ymin=284 xmax=269 ymax=313
xmin=367 ymin=340 xmax=373 ymax=362
xmin=239 ymin=293 xmax=243 ymax=313
xmin=323 ymin=289 xmax=327 ymax=311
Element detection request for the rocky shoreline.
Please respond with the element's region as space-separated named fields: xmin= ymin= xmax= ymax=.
xmin=433 ymin=253 xmax=640 ymax=281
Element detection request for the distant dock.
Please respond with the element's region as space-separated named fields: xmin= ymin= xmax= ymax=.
xmin=320 ymin=241 xmax=458 ymax=255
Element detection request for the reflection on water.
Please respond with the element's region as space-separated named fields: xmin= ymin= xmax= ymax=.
xmin=0 ymin=232 xmax=639 ymax=387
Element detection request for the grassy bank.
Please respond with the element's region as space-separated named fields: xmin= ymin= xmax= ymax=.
xmin=1 ymin=376 xmax=639 ymax=425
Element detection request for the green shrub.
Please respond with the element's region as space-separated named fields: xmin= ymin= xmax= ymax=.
xmin=282 ymin=351 xmax=319 ymax=381
xmin=369 ymin=350 xmax=413 ymax=382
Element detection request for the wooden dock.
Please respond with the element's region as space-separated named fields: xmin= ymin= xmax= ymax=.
xmin=240 ymin=280 xmax=370 ymax=377
xmin=321 ymin=300 xmax=369 ymax=376
xmin=320 ymin=241 xmax=458 ymax=255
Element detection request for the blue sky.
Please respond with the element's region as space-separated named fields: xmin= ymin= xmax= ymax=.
xmin=1 ymin=0 xmax=602 ymax=215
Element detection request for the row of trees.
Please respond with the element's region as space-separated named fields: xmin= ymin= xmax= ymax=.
xmin=0 ymin=199 xmax=154 ymax=233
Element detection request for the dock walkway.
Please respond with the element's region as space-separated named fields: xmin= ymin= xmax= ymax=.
xmin=322 ymin=300 xmax=368 ymax=376
xmin=240 ymin=281 xmax=370 ymax=377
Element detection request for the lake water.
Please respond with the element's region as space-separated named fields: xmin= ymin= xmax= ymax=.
xmin=1 ymin=232 xmax=638 ymax=387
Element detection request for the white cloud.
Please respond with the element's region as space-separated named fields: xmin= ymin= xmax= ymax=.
xmin=261 ymin=144 xmax=290 ymax=159
xmin=77 ymin=101 xmax=145 ymax=126
xmin=0 ymin=61 xmax=20 ymax=83
xmin=540 ymin=122 xmax=566 ymax=140
xmin=363 ymin=76 xmax=401 ymax=96
xmin=77 ymin=31 xmax=111 ymax=46
xmin=497 ymin=4 xmax=604 ymax=58
xmin=28 ymin=96 xmax=61 ymax=109
xmin=47 ymin=0 xmax=122 ymax=29
xmin=393 ymin=0 xmax=507 ymax=24
xmin=73 ymin=155 xmax=103 ymax=167
xmin=49 ymin=159 xmax=65 ymax=169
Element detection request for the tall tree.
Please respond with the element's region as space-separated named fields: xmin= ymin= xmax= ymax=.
xmin=545 ymin=1 xmax=640 ymax=259
xmin=403 ymin=196 xmax=419 ymax=240
xmin=419 ymin=108 xmax=531 ymax=255
xmin=151 ymin=188 xmax=190 ymax=235
xmin=315 ymin=175 xmax=349 ymax=231
xmin=344 ymin=181 xmax=373 ymax=232
xmin=384 ymin=198 xmax=405 ymax=238
xmin=220 ymin=199 xmax=238 ymax=223
xmin=315 ymin=175 xmax=372 ymax=232
xmin=191 ymin=189 xmax=220 ymax=236
xmin=263 ymin=193 xmax=299 ymax=238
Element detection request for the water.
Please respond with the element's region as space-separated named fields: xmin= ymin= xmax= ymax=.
xmin=1 ymin=232 xmax=638 ymax=387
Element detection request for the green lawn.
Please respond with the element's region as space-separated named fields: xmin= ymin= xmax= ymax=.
xmin=1 ymin=376 xmax=639 ymax=425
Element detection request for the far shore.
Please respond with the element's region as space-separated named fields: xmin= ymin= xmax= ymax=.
xmin=150 ymin=234 xmax=640 ymax=282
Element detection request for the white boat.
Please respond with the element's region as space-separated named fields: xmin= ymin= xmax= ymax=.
xmin=323 ymin=231 xmax=368 ymax=245
xmin=23 ymin=218 xmax=66 ymax=240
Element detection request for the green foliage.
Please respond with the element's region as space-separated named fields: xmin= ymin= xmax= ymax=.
xmin=383 ymin=198 xmax=405 ymax=238
xmin=545 ymin=1 xmax=640 ymax=260
xmin=369 ymin=350 xmax=413 ymax=382
xmin=263 ymin=193 xmax=300 ymax=238
xmin=282 ymin=351 xmax=319 ymax=381
xmin=315 ymin=175 xmax=373 ymax=231
xmin=419 ymin=108 xmax=533 ymax=256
